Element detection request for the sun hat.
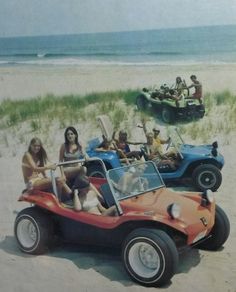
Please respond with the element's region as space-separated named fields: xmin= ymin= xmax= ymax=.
xmin=152 ymin=127 xmax=160 ymax=133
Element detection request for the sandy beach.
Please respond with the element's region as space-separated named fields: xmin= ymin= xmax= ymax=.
xmin=0 ymin=63 xmax=236 ymax=292
xmin=1 ymin=63 xmax=236 ymax=100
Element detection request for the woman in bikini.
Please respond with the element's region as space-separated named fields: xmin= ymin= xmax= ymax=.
xmin=22 ymin=137 xmax=71 ymax=195
xmin=59 ymin=126 xmax=87 ymax=187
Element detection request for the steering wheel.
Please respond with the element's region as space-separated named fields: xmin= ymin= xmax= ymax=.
xmin=132 ymin=177 xmax=149 ymax=192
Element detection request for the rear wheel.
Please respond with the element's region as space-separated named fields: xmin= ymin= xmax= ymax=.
xmin=122 ymin=228 xmax=178 ymax=287
xmin=14 ymin=207 xmax=53 ymax=254
xmin=196 ymin=205 xmax=230 ymax=250
xmin=192 ymin=164 xmax=222 ymax=191
xmin=136 ymin=94 xmax=149 ymax=111
xmin=161 ymin=106 xmax=175 ymax=124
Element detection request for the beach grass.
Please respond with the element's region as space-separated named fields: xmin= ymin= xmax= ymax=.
xmin=0 ymin=89 xmax=235 ymax=156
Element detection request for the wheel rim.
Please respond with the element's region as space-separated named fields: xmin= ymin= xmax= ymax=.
xmin=162 ymin=109 xmax=171 ymax=123
xmin=128 ymin=242 xmax=161 ymax=279
xmin=16 ymin=218 xmax=37 ymax=248
xmin=198 ymin=170 xmax=217 ymax=189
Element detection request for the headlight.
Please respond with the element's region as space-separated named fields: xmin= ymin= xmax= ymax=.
xmin=205 ymin=189 xmax=215 ymax=203
xmin=167 ymin=203 xmax=181 ymax=219
xmin=201 ymin=190 xmax=215 ymax=206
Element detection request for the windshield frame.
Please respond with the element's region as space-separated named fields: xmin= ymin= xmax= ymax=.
xmin=107 ymin=161 xmax=165 ymax=206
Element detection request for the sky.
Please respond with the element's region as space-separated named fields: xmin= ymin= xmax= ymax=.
xmin=0 ymin=0 xmax=236 ymax=37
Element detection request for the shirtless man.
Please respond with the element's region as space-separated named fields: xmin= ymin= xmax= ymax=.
xmin=188 ymin=75 xmax=203 ymax=104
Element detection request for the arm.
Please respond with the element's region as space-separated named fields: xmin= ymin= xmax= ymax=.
xmin=160 ymin=137 xmax=171 ymax=144
xmin=90 ymin=183 xmax=104 ymax=201
xmin=127 ymin=140 xmax=144 ymax=145
xmin=24 ymin=152 xmax=56 ymax=173
xmin=59 ymin=144 xmax=65 ymax=162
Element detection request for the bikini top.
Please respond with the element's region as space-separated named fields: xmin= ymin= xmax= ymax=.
xmin=63 ymin=145 xmax=84 ymax=161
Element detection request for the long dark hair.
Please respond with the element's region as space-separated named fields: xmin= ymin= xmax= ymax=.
xmin=64 ymin=126 xmax=82 ymax=151
xmin=28 ymin=137 xmax=48 ymax=166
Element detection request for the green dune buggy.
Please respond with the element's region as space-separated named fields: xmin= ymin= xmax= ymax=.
xmin=136 ymin=85 xmax=205 ymax=123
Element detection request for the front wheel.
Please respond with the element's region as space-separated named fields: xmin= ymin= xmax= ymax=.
xmin=161 ymin=107 xmax=175 ymax=124
xmin=192 ymin=164 xmax=222 ymax=191
xmin=122 ymin=228 xmax=178 ymax=287
xmin=14 ymin=207 xmax=53 ymax=255
xmin=196 ymin=205 xmax=230 ymax=250
xmin=136 ymin=94 xmax=149 ymax=111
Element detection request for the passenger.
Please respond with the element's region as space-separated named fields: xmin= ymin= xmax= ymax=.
xmin=144 ymin=132 xmax=177 ymax=170
xmin=95 ymin=135 xmax=116 ymax=152
xmin=171 ymin=76 xmax=187 ymax=106
xmin=73 ymin=176 xmax=117 ymax=216
xmin=112 ymin=130 xmax=143 ymax=160
xmin=113 ymin=164 xmax=148 ymax=194
xmin=174 ymin=76 xmax=186 ymax=95
xmin=187 ymin=75 xmax=203 ymax=104
xmin=152 ymin=128 xmax=177 ymax=159
xmin=22 ymin=137 xmax=71 ymax=195
xmin=59 ymin=126 xmax=87 ymax=187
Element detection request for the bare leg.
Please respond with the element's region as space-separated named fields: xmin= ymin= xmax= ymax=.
xmin=101 ymin=205 xmax=117 ymax=216
xmin=73 ymin=190 xmax=82 ymax=211
xmin=31 ymin=177 xmax=52 ymax=191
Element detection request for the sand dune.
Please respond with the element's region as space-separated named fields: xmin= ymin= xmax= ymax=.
xmin=0 ymin=64 xmax=236 ymax=291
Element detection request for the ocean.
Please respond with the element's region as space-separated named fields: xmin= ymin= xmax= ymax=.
xmin=0 ymin=25 xmax=236 ymax=66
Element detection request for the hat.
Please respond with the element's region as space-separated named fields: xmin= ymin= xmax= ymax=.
xmin=152 ymin=127 xmax=160 ymax=133
xmin=73 ymin=176 xmax=90 ymax=190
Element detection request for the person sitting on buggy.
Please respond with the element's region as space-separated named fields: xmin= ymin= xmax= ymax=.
xmin=112 ymin=130 xmax=143 ymax=161
xmin=22 ymin=137 xmax=72 ymax=197
xmin=144 ymin=132 xmax=178 ymax=171
xmin=158 ymin=83 xmax=181 ymax=107
xmin=95 ymin=135 xmax=116 ymax=152
xmin=72 ymin=175 xmax=117 ymax=216
xmin=59 ymin=126 xmax=88 ymax=188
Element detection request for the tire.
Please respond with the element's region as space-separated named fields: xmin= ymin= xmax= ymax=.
xmin=198 ymin=105 xmax=205 ymax=118
xmin=122 ymin=228 xmax=179 ymax=287
xmin=86 ymin=163 xmax=106 ymax=178
xmin=161 ymin=106 xmax=175 ymax=124
xmin=14 ymin=207 xmax=53 ymax=255
xmin=136 ymin=94 xmax=149 ymax=111
xmin=196 ymin=205 xmax=230 ymax=250
xmin=192 ymin=164 xmax=222 ymax=191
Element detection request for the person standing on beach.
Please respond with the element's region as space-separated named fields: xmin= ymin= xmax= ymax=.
xmin=188 ymin=75 xmax=203 ymax=104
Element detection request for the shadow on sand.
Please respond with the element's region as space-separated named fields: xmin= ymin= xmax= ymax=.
xmin=0 ymin=234 xmax=204 ymax=288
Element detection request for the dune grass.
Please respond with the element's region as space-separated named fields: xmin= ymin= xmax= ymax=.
xmin=0 ymin=89 xmax=138 ymax=128
xmin=0 ymin=89 xmax=235 ymax=156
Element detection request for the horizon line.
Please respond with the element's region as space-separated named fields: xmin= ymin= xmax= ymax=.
xmin=0 ymin=23 xmax=236 ymax=39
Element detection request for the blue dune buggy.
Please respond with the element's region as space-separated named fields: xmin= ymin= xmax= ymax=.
xmin=85 ymin=127 xmax=224 ymax=192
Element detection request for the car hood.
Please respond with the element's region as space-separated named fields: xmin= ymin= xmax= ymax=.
xmin=121 ymin=188 xmax=215 ymax=243
xmin=180 ymin=143 xmax=224 ymax=164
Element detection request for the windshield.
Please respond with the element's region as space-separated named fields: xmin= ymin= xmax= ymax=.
xmin=166 ymin=127 xmax=185 ymax=157
xmin=107 ymin=161 xmax=165 ymax=201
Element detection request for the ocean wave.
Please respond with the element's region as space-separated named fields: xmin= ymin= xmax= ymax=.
xmin=0 ymin=52 xmax=131 ymax=58
xmin=0 ymin=57 xmax=235 ymax=67
xmin=148 ymin=51 xmax=183 ymax=56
